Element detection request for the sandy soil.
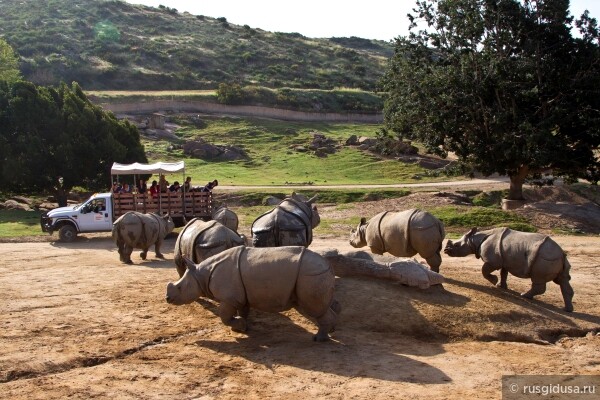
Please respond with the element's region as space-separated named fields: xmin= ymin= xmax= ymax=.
xmin=1 ymin=190 xmax=599 ymax=399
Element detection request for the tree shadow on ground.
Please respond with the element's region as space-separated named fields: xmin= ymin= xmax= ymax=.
xmin=445 ymin=277 xmax=600 ymax=329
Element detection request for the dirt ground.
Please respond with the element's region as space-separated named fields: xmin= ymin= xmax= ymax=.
xmin=1 ymin=188 xmax=599 ymax=399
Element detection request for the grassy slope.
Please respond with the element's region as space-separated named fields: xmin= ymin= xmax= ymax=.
xmin=143 ymin=115 xmax=442 ymax=186
xmin=1 ymin=0 xmax=393 ymax=90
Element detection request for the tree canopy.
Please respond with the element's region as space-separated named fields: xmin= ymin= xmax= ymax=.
xmin=381 ymin=0 xmax=600 ymax=199
xmin=0 ymin=38 xmax=22 ymax=84
xmin=0 ymin=81 xmax=147 ymax=192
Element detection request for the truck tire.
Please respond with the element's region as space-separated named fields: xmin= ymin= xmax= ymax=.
xmin=59 ymin=225 xmax=77 ymax=242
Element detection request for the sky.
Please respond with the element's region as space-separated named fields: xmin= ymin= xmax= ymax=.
xmin=123 ymin=0 xmax=600 ymax=41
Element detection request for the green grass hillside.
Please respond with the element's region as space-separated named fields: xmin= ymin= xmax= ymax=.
xmin=141 ymin=115 xmax=448 ymax=186
xmin=1 ymin=0 xmax=394 ymax=91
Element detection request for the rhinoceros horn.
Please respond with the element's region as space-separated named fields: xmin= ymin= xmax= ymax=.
xmin=307 ymin=195 xmax=318 ymax=205
xmin=182 ymin=255 xmax=197 ymax=271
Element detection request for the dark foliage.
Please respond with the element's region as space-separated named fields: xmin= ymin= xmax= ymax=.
xmin=381 ymin=0 xmax=600 ymax=199
xmin=0 ymin=80 xmax=147 ymax=192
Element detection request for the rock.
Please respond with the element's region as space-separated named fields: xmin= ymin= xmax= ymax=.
xmin=11 ymin=196 xmax=33 ymax=205
xmin=346 ymin=135 xmax=358 ymax=145
xmin=418 ymin=159 xmax=444 ymax=169
xmin=39 ymin=202 xmax=58 ymax=211
xmin=264 ymin=196 xmax=283 ymax=206
xmin=315 ymin=148 xmax=329 ymax=157
xmin=358 ymin=136 xmax=377 ymax=146
xmin=3 ymin=200 xmax=33 ymax=211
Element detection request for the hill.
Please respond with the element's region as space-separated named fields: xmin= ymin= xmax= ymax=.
xmin=0 ymin=0 xmax=394 ymax=90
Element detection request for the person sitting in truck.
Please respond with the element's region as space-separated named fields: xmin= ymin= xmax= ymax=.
xmin=122 ymin=183 xmax=132 ymax=193
xmin=169 ymin=181 xmax=181 ymax=192
xmin=149 ymin=180 xmax=159 ymax=197
xmin=159 ymin=175 xmax=168 ymax=193
xmin=93 ymin=199 xmax=106 ymax=213
xmin=137 ymin=179 xmax=147 ymax=194
xmin=111 ymin=182 xmax=121 ymax=193
xmin=183 ymin=176 xmax=192 ymax=193
xmin=201 ymin=179 xmax=218 ymax=192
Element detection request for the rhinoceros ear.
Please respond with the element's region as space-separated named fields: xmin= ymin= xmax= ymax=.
xmin=307 ymin=195 xmax=318 ymax=204
xmin=360 ymin=217 xmax=367 ymax=225
xmin=182 ymin=255 xmax=197 ymax=271
xmin=469 ymin=227 xmax=477 ymax=236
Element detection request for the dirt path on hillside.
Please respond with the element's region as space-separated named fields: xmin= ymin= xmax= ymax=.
xmin=1 ymin=231 xmax=599 ymax=399
xmin=217 ymin=177 xmax=510 ymax=191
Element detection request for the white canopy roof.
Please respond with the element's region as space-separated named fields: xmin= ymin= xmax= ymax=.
xmin=111 ymin=161 xmax=185 ymax=175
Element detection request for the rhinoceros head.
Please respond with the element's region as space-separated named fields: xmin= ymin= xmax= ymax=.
xmin=163 ymin=214 xmax=175 ymax=234
xmin=444 ymin=227 xmax=477 ymax=257
xmin=166 ymin=256 xmax=201 ymax=305
xmin=289 ymin=193 xmax=321 ymax=228
xmin=348 ymin=217 xmax=368 ymax=248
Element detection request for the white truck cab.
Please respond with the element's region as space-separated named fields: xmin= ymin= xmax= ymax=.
xmin=41 ymin=193 xmax=114 ymax=241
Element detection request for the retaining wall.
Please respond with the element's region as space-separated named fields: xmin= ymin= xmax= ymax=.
xmin=99 ymin=100 xmax=383 ymax=123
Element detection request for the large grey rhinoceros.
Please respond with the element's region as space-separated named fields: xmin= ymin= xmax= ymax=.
xmin=173 ymin=218 xmax=245 ymax=277
xmin=212 ymin=204 xmax=239 ymax=233
xmin=112 ymin=211 xmax=175 ymax=264
xmin=444 ymin=227 xmax=574 ymax=312
xmin=166 ymin=246 xmax=340 ymax=341
xmin=251 ymin=193 xmax=320 ymax=247
xmin=349 ymin=209 xmax=445 ymax=272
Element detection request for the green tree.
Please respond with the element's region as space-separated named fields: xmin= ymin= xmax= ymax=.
xmin=0 ymin=81 xmax=147 ymax=192
xmin=381 ymin=0 xmax=600 ymax=199
xmin=216 ymin=82 xmax=245 ymax=105
xmin=0 ymin=38 xmax=22 ymax=83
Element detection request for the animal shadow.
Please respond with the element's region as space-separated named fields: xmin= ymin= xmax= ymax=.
xmin=196 ymin=312 xmax=451 ymax=384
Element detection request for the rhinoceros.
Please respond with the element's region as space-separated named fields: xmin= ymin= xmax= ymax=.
xmin=112 ymin=211 xmax=175 ymax=264
xmin=251 ymin=193 xmax=320 ymax=247
xmin=349 ymin=209 xmax=445 ymax=272
xmin=166 ymin=246 xmax=340 ymax=341
xmin=212 ymin=204 xmax=239 ymax=233
xmin=320 ymin=249 xmax=445 ymax=289
xmin=174 ymin=218 xmax=245 ymax=277
xmin=444 ymin=227 xmax=574 ymax=311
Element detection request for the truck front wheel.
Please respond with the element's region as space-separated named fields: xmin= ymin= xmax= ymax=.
xmin=58 ymin=225 xmax=77 ymax=242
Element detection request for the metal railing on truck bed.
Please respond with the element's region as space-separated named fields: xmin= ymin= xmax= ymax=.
xmin=113 ymin=192 xmax=212 ymax=219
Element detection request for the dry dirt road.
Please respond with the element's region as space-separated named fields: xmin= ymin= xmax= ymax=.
xmin=1 ymin=230 xmax=599 ymax=399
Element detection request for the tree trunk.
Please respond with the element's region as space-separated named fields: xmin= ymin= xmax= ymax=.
xmin=508 ymin=166 xmax=529 ymax=200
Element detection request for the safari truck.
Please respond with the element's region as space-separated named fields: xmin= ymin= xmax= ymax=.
xmin=41 ymin=161 xmax=212 ymax=242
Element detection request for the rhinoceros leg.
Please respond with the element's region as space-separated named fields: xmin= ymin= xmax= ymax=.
xmin=219 ymin=302 xmax=247 ymax=332
xmin=559 ymin=282 xmax=574 ymax=312
xmin=497 ymin=268 xmax=509 ymax=289
xmin=328 ymin=300 xmax=342 ymax=333
xmin=116 ymin=240 xmax=125 ymax=262
xmin=123 ymin=244 xmax=134 ymax=264
xmin=155 ymin=239 xmax=165 ymax=259
xmin=481 ymin=262 xmax=499 ymax=286
xmin=369 ymin=246 xmax=384 ymax=255
xmin=425 ymin=253 xmax=442 ymax=273
xmin=140 ymin=247 xmax=148 ymax=260
xmin=553 ymin=276 xmax=574 ymax=312
xmin=521 ymin=281 xmax=546 ymax=299
xmin=313 ymin=307 xmax=338 ymax=342
xmin=238 ymin=304 xmax=250 ymax=319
